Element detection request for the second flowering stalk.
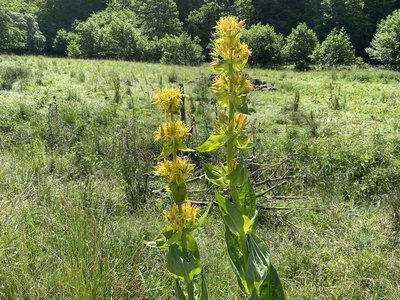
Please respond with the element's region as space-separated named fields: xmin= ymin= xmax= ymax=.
xmin=148 ymin=87 xmax=209 ymax=300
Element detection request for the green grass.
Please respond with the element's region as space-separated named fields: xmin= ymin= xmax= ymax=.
xmin=0 ymin=55 xmax=399 ymax=299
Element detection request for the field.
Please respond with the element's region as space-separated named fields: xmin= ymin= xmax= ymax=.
xmin=0 ymin=54 xmax=399 ymax=299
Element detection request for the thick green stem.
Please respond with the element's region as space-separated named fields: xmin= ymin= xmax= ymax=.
xmin=226 ymin=73 xmax=249 ymax=266
xmin=187 ymin=281 xmax=195 ymax=300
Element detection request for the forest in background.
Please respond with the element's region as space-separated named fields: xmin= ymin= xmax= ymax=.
xmin=2 ymin=0 xmax=400 ymax=64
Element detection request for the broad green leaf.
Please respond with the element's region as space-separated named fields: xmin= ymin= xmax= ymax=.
xmin=174 ymin=279 xmax=187 ymax=300
xmin=239 ymin=180 xmax=257 ymax=219
xmin=169 ymin=182 xmax=186 ymax=205
xmin=224 ymin=228 xmax=246 ymax=286
xmin=204 ymin=163 xmax=228 ymax=186
xmin=145 ymin=226 xmax=181 ymax=248
xmin=245 ymin=234 xmax=270 ymax=293
xmin=196 ymin=132 xmax=231 ymax=152
xmin=167 ymin=244 xmax=202 ymax=282
xmin=258 ymin=264 xmax=286 ymax=300
xmin=159 ymin=142 xmax=173 ymax=159
xmin=216 ymin=192 xmax=245 ymax=235
xmin=182 ymin=232 xmax=200 ymax=259
xmin=226 ymin=157 xmax=249 ymax=186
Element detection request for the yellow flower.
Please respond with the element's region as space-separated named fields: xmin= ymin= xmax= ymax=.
xmin=212 ymin=39 xmax=251 ymax=63
xmin=164 ymin=201 xmax=199 ymax=232
xmin=211 ymin=73 xmax=253 ymax=98
xmin=234 ymin=113 xmax=249 ymax=132
xmin=153 ymin=87 xmax=183 ymax=115
xmin=214 ymin=16 xmax=246 ymax=39
xmin=154 ymin=157 xmax=195 ymax=184
xmin=154 ymin=120 xmax=191 ymax=144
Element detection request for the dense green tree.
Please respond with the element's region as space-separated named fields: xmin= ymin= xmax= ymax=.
xmin=253 ymin=0 xmax=321 ymax=34
xmin=174 ymin=0 xmax=203 ymax=22
xmin=186 ymin=0 xmax=254 ymax=50
xmin=367 ymin=9 xmax=400 ymax=69
xmin=0 ymin=10 xmax=26 ymax=51
xmin=285 ymin=23 xmax=318 ymax=69
xmin=131 ymin=0 xmax=182 ymax=39
xmin=186 ymin=0 xmax=226 ymax=50
xmin=0 ymin=10 xmax=45 ymax=52
xmin=317 ymin=0 xmax=371 ymax=56
xmin=37 ymin=0 xmax=107 ymax=51
xmin=312 ymin=27 xmax=358 ymax=67
xmin=242 ymin=23 xmax=283 ymax=67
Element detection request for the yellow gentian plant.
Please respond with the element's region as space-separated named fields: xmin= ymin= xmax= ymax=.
xmin=197 ymin=16 xmax=285 ymax=299
xmin=148 ymin=87 xmax=209 ymax=300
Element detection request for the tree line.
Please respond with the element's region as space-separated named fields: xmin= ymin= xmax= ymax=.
xmin=1 ymin=0 xmax=400 ymax=68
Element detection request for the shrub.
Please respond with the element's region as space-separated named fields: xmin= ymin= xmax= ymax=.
xmin=284 ymin=23 xmax=318 ymax=70
xmin=367 ymin=9 xmax=400 ymax=69
xmin=67 ymin=9 xmax=151 ymax=61
xmin=242 ymin=23 xmax=283 ymax=67
xmin=0 ymin=11 xmax=45 ymax=52
xmin=312 ymin=28 xmax=357 ymax=67
xmin=160 ymin=32 xmax=204 ymax=66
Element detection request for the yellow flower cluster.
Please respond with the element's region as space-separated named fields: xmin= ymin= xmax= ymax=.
xmin=214 ymin=15 xmax=246 ymax=39
xmin=211 ymin=73 xmax=253 ymax=101
xmin=211 ymin=16 xmax=251 ymax=72
xmin=153 ymin=87 xmax=183 ymax=115
xmin=154 ymin=157 xmax=195 ymax=184
xmin=214 ymin=111 xmax=249 ymax=133
xmin=164 ymin=201 xmax=199 ymax=232
xmin=154 ymin=120 xmax=191 ymax=144
xmin=234 ymin=113 xmax=250 ymax=132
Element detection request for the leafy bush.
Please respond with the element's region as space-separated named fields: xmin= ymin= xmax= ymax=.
xmin=284 ymin=23 xmax=318 ymax=70
xmin=367 ymin=9 xmax=400 ymax=69
xmin=0 ymin=10 xmax=45 ymax=52
xmin=312 ymin=28 xmax=357 ymax=67
xmin=242 ymin=23 xmax=283 ymax=67
xmin=67 ymin=9 xmax=154 ymax=61
xmin=160 ymin=32 xmax=204 ymax=65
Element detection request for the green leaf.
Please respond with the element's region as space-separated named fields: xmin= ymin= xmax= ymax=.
xmin=196 ymin=132 xmax=231 ymax=152
xmin=174 ymin=279 xmax=187 ymax=300
xmin=176 ymin=140 xmax=194 ymax=152
xmin=210 ymin=59 xmax=230 ymax=73
xmin=169 ymin=182 xmax=186 ymax=205
xmin=224 ymin=228 xmax=246 ymax=282
xmin=204 ymin=163 xmax=228 ymax=186
xmin=239 ymin=180 xmax=257 ymax=220
xmin=230 ymin=94 xmax=249 ymax=114
xmin=258 ymin=264 xmax=286 ymax=300
xmin=226 ymin=158 xmax=249 ymax=186
xmin=159 ymin=142 xmax=173 ymax=159
xmin=245 ymin=234 xmax=271 ymax=294
xmin=197 ymin=201 xmax=212 ymax=227
xmin=199 ymin=273 xmax=209 ymax=300
xmin=167 ymin=244 xmax=202 ymax=282
xmin=182 ymin=232 xmax=200 ymax=259
xmin=216 ymin=192 xmax=245 ymax=235
xmin=235 ymin=134 xmax=254 ymax=149
xmin=145 ymin=226 xmax=181 ymax=248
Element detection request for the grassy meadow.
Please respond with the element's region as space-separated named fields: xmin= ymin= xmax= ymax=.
xmin=0 ymin=54 xmax=399 ymax=299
